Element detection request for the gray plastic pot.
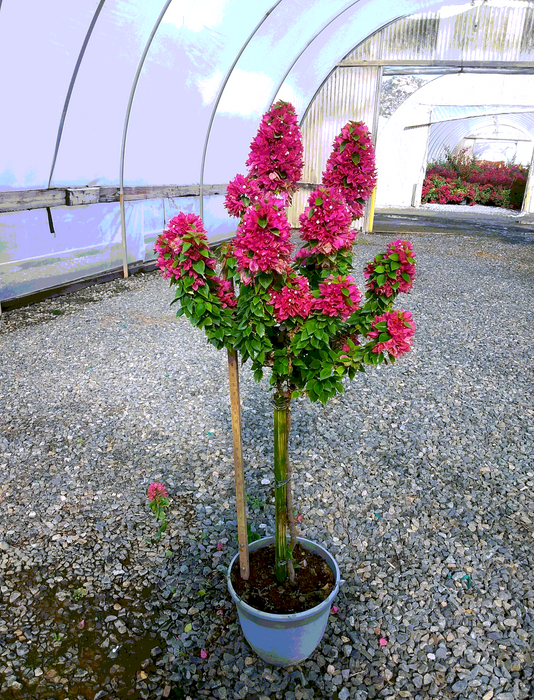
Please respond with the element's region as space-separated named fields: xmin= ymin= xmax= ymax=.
xmin=227 ymin=536 xmax=340 ymax=666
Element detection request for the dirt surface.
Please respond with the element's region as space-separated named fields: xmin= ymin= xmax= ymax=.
xmin=230 ymin=544 xmax=335 ymax=614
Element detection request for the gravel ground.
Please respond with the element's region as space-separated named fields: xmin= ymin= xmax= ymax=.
xmin=0 ymin=230 xmax=533 ymax=700
xmin=417 ymin=203 xmax=523 ymax=218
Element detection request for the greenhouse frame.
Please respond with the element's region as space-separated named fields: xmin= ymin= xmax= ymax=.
xmin=2 ymin=0 xmax=534 ymax=310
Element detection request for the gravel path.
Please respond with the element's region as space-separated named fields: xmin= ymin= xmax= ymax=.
xmin=417 ymin=203 xmax=524 ymax=218
xmin=0 ymin=230 xmax=533 ymax=700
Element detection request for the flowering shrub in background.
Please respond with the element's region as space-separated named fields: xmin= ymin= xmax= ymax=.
xmin=421 ymin=149 xmax=528 ymax=209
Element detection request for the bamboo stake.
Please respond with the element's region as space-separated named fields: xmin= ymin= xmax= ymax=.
xmin=227 ymin=348 xmax=249 ymax=579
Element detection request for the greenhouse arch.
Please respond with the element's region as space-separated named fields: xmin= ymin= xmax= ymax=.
xmin=1 ymin=0 xmax=533 ymax=309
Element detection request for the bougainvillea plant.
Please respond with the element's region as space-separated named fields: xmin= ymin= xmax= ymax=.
xmin=155 ymin=100 xmax=416 ymax=587
xmin=421 ymin=150 xmax=527 ymax=209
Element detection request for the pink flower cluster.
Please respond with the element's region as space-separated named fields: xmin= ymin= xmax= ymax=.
xmin=298 ymin=186 xmax=355 ymax=255
xmin=233 ymin=197 xmax=293 ymax=280
xmin=148 ymin=482 xmax=168 ymax=501
xmin=224 ymin=174 xmax=261 ymax=218
xmin=369 ymin=309 xmax=416 ymax=358
xmin=246 ymin=101 xmax=304 ymax=194
xmin=365 ymin=239 xmax=416 ymax=298
xmin=322 ymin=122 xmax=377 ymax=219
xmin=316 ymin=275 xmax=362 ymax=320
xmin=269 ymin=276 xmax=315 ymax=322
xmin=154 ymin=213 xmax=216 ymax=291
xmin=212 ymin=276 xmax=237 ymax=309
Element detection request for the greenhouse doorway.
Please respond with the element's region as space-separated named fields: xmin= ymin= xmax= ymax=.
xmin=291 ymin=0 xmax=534 ymax=227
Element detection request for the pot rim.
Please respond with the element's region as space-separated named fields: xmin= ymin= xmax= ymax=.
xmin=227 ymin=536 xmax=340 ymax=622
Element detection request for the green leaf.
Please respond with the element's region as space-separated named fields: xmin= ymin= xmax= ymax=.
xmin=351 ymin=152 xmax=360 ymax=166
xmin=184 ymin=623 xmax=192 ymax=633
xmin=339 ymin=141 xmax=348 ymax=153
xmin=308 ymin=208 xmax=314 ymax=219
xmin=341 ymin=288 xmax=350 ymax=297
xmin=375 ymin=265 xmax=385 ymax=273
xmin=193 ymin=260 xmax=205 ymax=274
xmin=376 ymin=274 xmax=386 ymax=287
xmin=182 ymin=242 xmax=192 ymax=253
xmin=401 ymin=272 xmax=412 ymax=283
xmin=315 ymin=197 xmax=323 ymax=206
xmin=378 ymin=332 xmax=391 ymax=342
xmin=258 ymin=217 xmax=268 ymax=229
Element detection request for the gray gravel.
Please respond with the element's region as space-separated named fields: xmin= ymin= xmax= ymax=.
xmin=417 ymin=203 xmax=524 ymax=218
xmin=0 ymin=229 xmax=533 ymax=700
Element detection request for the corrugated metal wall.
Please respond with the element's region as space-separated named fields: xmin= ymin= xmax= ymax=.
xmin=289 ymin=66 xmax=381 ymax=226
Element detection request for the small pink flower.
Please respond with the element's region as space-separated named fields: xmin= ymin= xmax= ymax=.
xmin=217 ymin=609 xmax=223 ymax=616
xmin=200 ymin=649 xmax=208 ymax=659
xmin=211 ymin=276 xmax=237 ymax=309
xmin=316 ymin=275 xmax=362 ymax=320
xmin=368 ymin=309 xmax=416 ymax=358
xmin=330 ymin=605 xmax=338 ymax=614
xmin=298 ymin=186 xmax=354 ymax=256
xmin=224 ymin=173 xmax=261 ymax=218
xmin=154 ymin=213 xmax=215 ymax=286
xmin=322 ymin=121 xmax=377 ymax=220
xmin=246 ymin=100 xmax=303 ymax=195
xmin=216 ymin=542 xmax=224 ymax=551
xmin=79 ymin=620 xmax=85 ymax=629
xmin=379 ymin=637 xmax=388 ymax=646
xmin=365 ymin=239 xmax=416 ymax=298
xmin=269 ymin=275 xmax=315 ymax=322
xmin=296 ymin=514 xmax=303 ymax=522
xmin=233 ymin=196 xmax=294 ymax=279
xmin=148 ymin=482 xmax=168 ymax=501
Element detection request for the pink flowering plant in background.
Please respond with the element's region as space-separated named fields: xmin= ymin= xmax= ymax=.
xmin=155 ymin=100 xmax=416 ymax=583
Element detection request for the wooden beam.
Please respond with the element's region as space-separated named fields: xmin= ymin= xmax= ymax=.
xmin=0 ymin=184 xmax=228 ymax=213
xmin=0 ymin=188 xmax=67 ymax=212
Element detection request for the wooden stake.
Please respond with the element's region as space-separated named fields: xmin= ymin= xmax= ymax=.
xmin=227 ymin=348 xmax=249 ymax=579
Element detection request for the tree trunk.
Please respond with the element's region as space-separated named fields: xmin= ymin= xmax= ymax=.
xmin=273 ymin=392 xmax=290 ymax=583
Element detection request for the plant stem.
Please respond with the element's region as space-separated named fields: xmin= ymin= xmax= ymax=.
xmin=273 ymin=391 xmax=290 ymax=583
xmin=285 ymin=407 xmax=298 ymax=585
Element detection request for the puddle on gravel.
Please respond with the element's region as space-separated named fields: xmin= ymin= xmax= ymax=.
xmin=1 ymin=570 xmax=172 ymax=700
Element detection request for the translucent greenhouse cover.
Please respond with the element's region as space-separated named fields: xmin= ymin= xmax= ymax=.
xmin=0 ymin=0 xmax=479 ymax=303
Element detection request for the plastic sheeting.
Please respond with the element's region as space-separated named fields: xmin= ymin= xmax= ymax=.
xmin=0 ymin=0 xmax=528 ymax=303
